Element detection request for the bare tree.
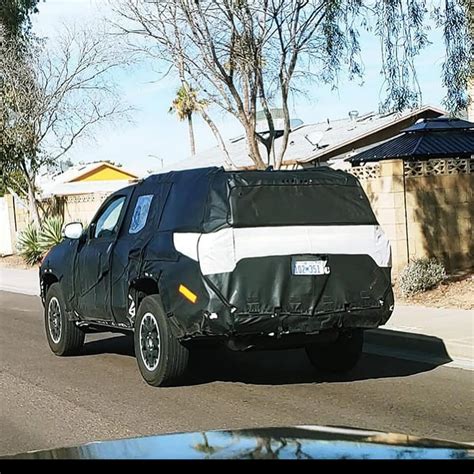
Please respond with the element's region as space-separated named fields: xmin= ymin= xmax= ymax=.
xmin=113 ymin=0 xmax=236 ymax=168
xmin=115 ymin=0 xmax=470 ymax=170
xmin=0 ymin=25 xmax=131 ymax=223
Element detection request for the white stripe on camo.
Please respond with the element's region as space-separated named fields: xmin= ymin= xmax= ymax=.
xmin=173 ymin=225 xmax=392 ymax=276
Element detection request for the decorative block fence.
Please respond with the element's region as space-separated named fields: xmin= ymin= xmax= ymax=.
xmin=349 ymin=158 xmax=473 ymax=275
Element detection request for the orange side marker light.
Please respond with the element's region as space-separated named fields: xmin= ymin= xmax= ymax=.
xmin=179 ymin=284 xmax=198 ymax=304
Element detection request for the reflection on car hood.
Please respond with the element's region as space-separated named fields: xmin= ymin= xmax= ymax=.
xmin=3 ymin=425 xmax=473 ymax=460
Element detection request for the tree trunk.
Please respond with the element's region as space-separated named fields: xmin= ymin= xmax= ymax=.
xmin=21 ymin=162 xmax=41 ymax=225
xmin=275 ymin=87 xmax=291 ymax=170
xmin=200 ymin=110 xmax=236 ymax=169
xmin=256 ymin=71 xmax=276 ymax=166
xmin=187 ymin=114 xmax=196 ymax=156
xmin=245 ymin=127 xmax=266 ymax=169
xmin=25 ymin=174 xmax=40 ymax=226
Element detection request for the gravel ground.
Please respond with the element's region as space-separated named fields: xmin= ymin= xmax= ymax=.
xmin=0 ymin=254 xmax=35 ymax=270
xmin=395 ymin=274 xmax=474 ymax=310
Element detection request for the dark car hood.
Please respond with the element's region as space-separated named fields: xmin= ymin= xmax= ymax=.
xmin=3 ymin=425 xmax=473 ymax=459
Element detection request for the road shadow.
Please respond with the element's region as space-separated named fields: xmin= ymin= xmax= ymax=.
xmin=81 ymin=333 xmax=135 ymax=357
xmin=78 ymin=329 xmax=452 ymax=386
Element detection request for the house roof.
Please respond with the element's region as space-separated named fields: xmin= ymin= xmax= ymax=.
xmin=349 ymin=117 xmax=474 ymax=164
xmin=296 ymin=105 xmax=445 ymax=164
xmin=38 ymin=161 xmax=140 ymax=198
xmin=43 ymin=180 xmax=136 ymax=197
xmin=58 ymin=161 xmax=138 ymax=183
xmin=154 ymin=105 xmax=444 ymax=173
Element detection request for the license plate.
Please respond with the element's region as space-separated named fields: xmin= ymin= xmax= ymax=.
xmin=292 ymin=259 xmax=329 ymax=275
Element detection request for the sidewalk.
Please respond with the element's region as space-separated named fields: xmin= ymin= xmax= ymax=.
xmin=0 ymin=266 xmax=472 ymax=367
xmin=0 ymin=266 xmax=39 ymax=296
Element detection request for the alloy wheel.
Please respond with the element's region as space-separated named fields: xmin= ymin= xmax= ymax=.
xmin=139 ymin=312 xmax=161 ymax=371
xmin=48 ymin=296 xmax=62 ymax=344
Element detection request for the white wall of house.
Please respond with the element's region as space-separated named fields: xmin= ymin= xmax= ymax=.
xmin=0 ymin=197 xmax=14 ymax=255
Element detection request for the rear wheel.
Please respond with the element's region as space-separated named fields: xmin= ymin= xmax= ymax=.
xmin=44 ymin=283 xmax=85 ymax=356
xmin=305 ymin=329 xmax=364 ymax=373
xmin=134 ymin=295 xmax=189 ymax=387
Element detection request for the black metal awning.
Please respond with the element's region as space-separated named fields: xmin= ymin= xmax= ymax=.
xmin=348 ymin=117 xmax=474 ymax=164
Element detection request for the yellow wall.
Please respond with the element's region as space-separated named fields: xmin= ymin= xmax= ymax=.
xmin=70 ymin=165 xmax=137 ymax=182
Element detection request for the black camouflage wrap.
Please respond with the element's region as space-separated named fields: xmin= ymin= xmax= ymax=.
xmin=40 ymin=167 xmax=394 ymax=348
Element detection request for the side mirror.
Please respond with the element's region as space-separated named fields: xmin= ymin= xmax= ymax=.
xmin=63 ymin=222 xmax=83 ymax=240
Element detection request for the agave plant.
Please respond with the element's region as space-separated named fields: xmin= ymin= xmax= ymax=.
xmin=17 ymin=223 xmax=43 ymax=266
xmin=38 ymin=216 xmax=64 ymax=253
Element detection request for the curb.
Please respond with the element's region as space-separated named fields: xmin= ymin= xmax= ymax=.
xmin=364 ymin=328 xmax=473 ymax=371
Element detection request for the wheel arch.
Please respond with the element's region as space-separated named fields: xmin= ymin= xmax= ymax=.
xmin=128 ymin=277 xmax=185 ymax=339
xmin=128 ymin=277 xmax=160 ymax=323
xmin=41 ymin=272 xmax=60 ymax=301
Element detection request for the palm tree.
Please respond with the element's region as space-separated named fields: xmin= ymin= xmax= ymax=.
xmin=169 ymin=85 xmax=203 ymax=157
xmin=170 ymin=84 xmax=236 ymax=167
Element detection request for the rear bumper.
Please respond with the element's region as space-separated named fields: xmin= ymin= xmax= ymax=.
xmin=174 ymin=286 xmax=394 ymax=343
xmin=231 ymin=303 xmax=393 ymax=336
xmin=164 ymin=254 xmax=394 ymax=342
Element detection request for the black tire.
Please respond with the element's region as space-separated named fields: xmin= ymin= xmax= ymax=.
xmin=134 ymin=295 xmax=189 ymax=387
xmin=44 ymin=283 xmax=85 ymax=356
xmin=305 ymin=329 xmax=364 ymax=373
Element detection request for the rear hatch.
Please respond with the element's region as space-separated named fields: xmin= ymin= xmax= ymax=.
xmin=227 ymin=168 xmax=378 ymax=227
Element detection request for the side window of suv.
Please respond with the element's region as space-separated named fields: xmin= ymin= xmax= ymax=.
xmin=129 ymin=194 xmax=154 ymax=234
xmin=93 ymin=196 xmax=126 ymax=239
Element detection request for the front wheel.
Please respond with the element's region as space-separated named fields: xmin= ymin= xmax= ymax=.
xmin=134 ymin=295 xmax=189 ymax=387
xmin=305 ymin=329 xmax=364 ymax=373
xmin=44 ymin=283 xmax=85 ymax=356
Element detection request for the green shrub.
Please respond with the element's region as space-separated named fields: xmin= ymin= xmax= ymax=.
xmin=38 ymin=216 xmax=64 ymax=253
xmin=17 ymin=223 xmax=43 ymax=266
xmin=399 ymin=258 xmax=446 ymax=296
xmin=17 ymin=216 xmax=65 ymax=266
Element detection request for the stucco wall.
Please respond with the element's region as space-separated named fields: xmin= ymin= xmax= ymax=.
xmin=62 ymin=193 xmax=109 ymax=225
xmin=352 ymin=158 xmax=473 ymax=275
xmin=5 ymin=192 xmax=109 ymax=249
xmin=4 ymin=194 xmax=30 ymax=252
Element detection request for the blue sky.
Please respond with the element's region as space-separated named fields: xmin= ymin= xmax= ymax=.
xmin=33 ymin=0 xmax=447 ymax=174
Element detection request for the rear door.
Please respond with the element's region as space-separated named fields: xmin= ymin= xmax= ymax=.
xmin=110 ymin=187 xmax=155 ymax=323
xmin=110 ymin=182 xmax=172 ymax=324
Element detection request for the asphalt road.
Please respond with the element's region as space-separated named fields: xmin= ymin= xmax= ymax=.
xmin=1 ymin=291 xmax=473 ymax=456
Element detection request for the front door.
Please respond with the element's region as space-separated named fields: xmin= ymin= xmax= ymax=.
xmin=73 ymin=195 xmax=128 ymax=321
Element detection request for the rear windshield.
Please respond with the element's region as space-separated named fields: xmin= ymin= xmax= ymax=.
xmin=229 ymin=183 xmax=377 ymax=227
